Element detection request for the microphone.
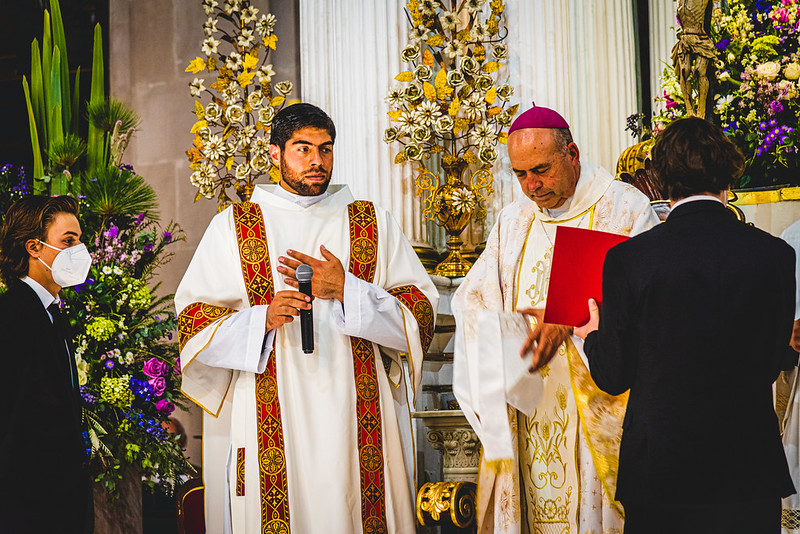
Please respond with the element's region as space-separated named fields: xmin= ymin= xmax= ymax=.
xmin=296 ymin=264 xmax=314 ymax=354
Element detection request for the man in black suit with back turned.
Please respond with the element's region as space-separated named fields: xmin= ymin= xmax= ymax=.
xmin=0 ymin=195 xmax=94 ymax=533
xmin=574 ymin=117 xmax=797 ymax=533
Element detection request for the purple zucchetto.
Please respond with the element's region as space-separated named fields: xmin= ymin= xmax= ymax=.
xmin=508 ymin=102 xmax=570 ymax=133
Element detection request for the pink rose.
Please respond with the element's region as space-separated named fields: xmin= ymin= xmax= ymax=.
xmin=143 ymin=357 xmax=169 ymax=378
xmin=149 ymin=377 xmax=167 ymax=397
xmin=155 ymin=399 xmax=175 ymax=415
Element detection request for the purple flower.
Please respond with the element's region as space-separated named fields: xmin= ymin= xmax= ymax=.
xmin=143 ymin=243 xmax=154 ymax=253
xmin=155 ymin=399 xmax=175 ymax=415
xmin=149 ymin=377 xmax=167 ymax=397
xmin=770 ymin=100 xmax=784 ymax=114
xmin=142 ymin=357 xmax=169 ymax=378
xmin=104 ymin=225 xmax=119 ymax=239
xmin=105 ymin=360 xmax=115 ymax=370
xmin=715 ymin=39 xmax=731 ymax=51
xmin=73 ymin=277 xmax=95 ymax=294
xmin=174 ymin=356 xmax=182 ymax=374
xmin=136 ymin=212 xmax=146 ymax=225
xmin=162 ymin=231 xmax=173 ymax=244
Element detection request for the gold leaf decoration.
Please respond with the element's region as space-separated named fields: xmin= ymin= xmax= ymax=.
xmin=426 ymin=34 xmax=444 ymax=47
xmin=190 ymin=120 xmax=208 ymax=133
xmin=486 ymin=106 xmax=502 ymax=118
xmin=270 ymin=96 xmax=286 ymax=107
xmin=225 ymin=155 xmax=234 ymax=171
xmin=443 ymin=153 xmax=456 ymax=165
xmin=194 ymin=100 xmax=205 ymax=120
xmin=395 ymin=71 xmax=415 ymax=82
xmin=474 ymin=44 xmax=486 ymax=63
xmin=242 ymin=52 xmax=259 ymax=71
xmin=269 ymin=165 xmax=281 ymax=183
xmin=482 ymin=61 xmax=501 ymax=73
xmin=387 ymin=110 xmax=403 ymax=121
xmin=237 ymin=70 xmax=256 ymax=87
xmin=507 ymin=103 xmax=520 ymax=116
xmin=263 ymin=34 xmax=278 ymax=50
xmin=448 ymin=98 xmax=460 ymax=117
xmin=394 ymin=151 xmax=407 ymax=164
xmin=485 ymin=87 xmax=497 ymax=105
xmin=498 ymin=132 xmax=508 ymax=145
xmin=454 ymin=117 xmax=468 ymax=133
xmin=423 ymin=49 xmax=434 ymax=68
xmin=463 ymin=150 xmax=478 ymax=164
xmin=429 ymin=144 xmax=445 ymax=153
xmin=423 ymin=82 xmax=437 ymax=102
xmin=186 ymin=57 xmax=207 ymax=74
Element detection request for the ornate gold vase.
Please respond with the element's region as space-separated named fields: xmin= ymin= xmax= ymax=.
xmin=417 ymin=158 xmax=493 ymax=278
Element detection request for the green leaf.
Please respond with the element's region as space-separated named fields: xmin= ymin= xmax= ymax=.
xmin=88 ymin=24 xmax=105 ymax=176
xmin=71 ymin=67 xmax=81 ymax=138
xmin=30 ymin=39 xmax=46 ymax=149
xmin=49 ymin=103 xmax=64 ymax=148
xmin=50 ymin=0 xmax=71 ymax=132
xmin=22 ymin=76 xmax=44 ymax=180
xmin=42 ymin=10 xmax=52 ymax=112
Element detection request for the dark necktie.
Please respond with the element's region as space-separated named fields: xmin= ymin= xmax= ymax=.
xmin=48 ymin=302 xmax=78 ymax=389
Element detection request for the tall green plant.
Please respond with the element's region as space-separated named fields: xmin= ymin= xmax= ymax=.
xmin=22 ymin=0 xmax=106 ymax=196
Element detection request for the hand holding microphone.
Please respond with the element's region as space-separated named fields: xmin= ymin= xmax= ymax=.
xmin=296 ymin=264 xmax=314 ymax=354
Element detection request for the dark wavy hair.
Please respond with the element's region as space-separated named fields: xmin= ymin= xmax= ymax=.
xmin=269 ymin=103 xmax=336 ymax=150
xmin=651 ymin=117 xmax=745 ymax=200
xmin=0 ymin=195 xmax=80 ymax=285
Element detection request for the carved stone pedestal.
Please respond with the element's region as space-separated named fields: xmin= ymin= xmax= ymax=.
xmin=413 ymin=410 xmax=480 ymax=482
xmin=413 ymin=410 xmax=480 ymax=531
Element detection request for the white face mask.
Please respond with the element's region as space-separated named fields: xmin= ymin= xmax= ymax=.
xmin=37 ymin=240 xmax=92 ymax=288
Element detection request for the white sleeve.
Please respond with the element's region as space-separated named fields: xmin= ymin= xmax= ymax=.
xmin=781 ymin=221 xmax=800 ymax=320
xmin=330 ymin=272 xmax=409 ymax=352
xmin=193 ymin=304 xmax=272 ymax=373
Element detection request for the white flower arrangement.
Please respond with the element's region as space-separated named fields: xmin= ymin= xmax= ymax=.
xmin=185 ymin=0 xmax=295 ymax=209
xmin=384 ymin=0 xmax=516 ymax=170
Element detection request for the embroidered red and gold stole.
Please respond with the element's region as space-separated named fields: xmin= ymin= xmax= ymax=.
xmin=346 ymin=201 xmax=435 ymax=534
xmin=231 ymin=202 xmax=290 ymax=533
xmin=179 ymin=200 xmax=435 ymax=534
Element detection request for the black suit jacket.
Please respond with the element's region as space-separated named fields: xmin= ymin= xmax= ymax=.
xmin=0 ymin=280 xmax=91 ymax=533
xmin=585 ymin=200 xmax=796 ymax=506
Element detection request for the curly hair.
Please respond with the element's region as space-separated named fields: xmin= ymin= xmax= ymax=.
xmin=0 ymin=195 xmax=80 ymax=285
xmin=269 ymin=103 xmax=336 ymax=150
xmin=651 ymin=117 xmax=745 ymax=200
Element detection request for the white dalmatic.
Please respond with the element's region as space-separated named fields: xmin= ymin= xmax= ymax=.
xmin=176 ymin=184 xmax=438 ymax=534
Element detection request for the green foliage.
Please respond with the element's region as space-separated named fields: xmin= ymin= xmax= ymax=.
xmin=48 ymin=133 xmax=87 ymax=171
xmin=81 ymin=166 xmax=159 ymax=234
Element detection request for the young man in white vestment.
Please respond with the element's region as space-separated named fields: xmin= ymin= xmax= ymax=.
xmin=452 ymin=104 xmax=659 ymax=533
xmin=175 ymin=103 xmax=438 ymax=533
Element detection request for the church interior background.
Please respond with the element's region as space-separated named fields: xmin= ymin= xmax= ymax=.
xmin=2 ymin=0 xmax=800 ymax=531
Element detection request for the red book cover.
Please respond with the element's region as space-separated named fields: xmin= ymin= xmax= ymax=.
xmin=543 ymin=226 xmax=629 ymax=327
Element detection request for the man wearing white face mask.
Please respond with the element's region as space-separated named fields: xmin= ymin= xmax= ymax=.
xmin=0 ymin=195 xmax=94 ymax=533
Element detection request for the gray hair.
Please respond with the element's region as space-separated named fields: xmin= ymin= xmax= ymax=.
xmin=552 ymin=128 xmax=574 ymax=155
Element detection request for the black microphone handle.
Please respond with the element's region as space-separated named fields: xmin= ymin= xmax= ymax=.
xmin=298 ymin=280 xmax=314 ymax=354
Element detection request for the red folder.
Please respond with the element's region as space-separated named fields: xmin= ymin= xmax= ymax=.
xmin=543 ymin=226 xmax=629 ymax=327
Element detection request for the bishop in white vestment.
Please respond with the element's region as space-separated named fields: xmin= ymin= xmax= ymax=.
xmin=452 ymin=104 xmax=658 ymax=533
xmin=176 ymin=104 xmax=438 ymax=533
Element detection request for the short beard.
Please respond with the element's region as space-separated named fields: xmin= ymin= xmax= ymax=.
xmin=280 ymin=155 xmax=331 ymax=196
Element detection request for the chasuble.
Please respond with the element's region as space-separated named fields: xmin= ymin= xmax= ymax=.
xmin=452 ymin=164 xmax=658 ymax=533
xmin=175 ymin=184 xmax=438 ymax=533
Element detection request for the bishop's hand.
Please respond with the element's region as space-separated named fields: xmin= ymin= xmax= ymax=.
xmin=278 ymin=245 xmax=346 ymax=303
xmin=518 ymin=308 xmax=573 ymax=372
